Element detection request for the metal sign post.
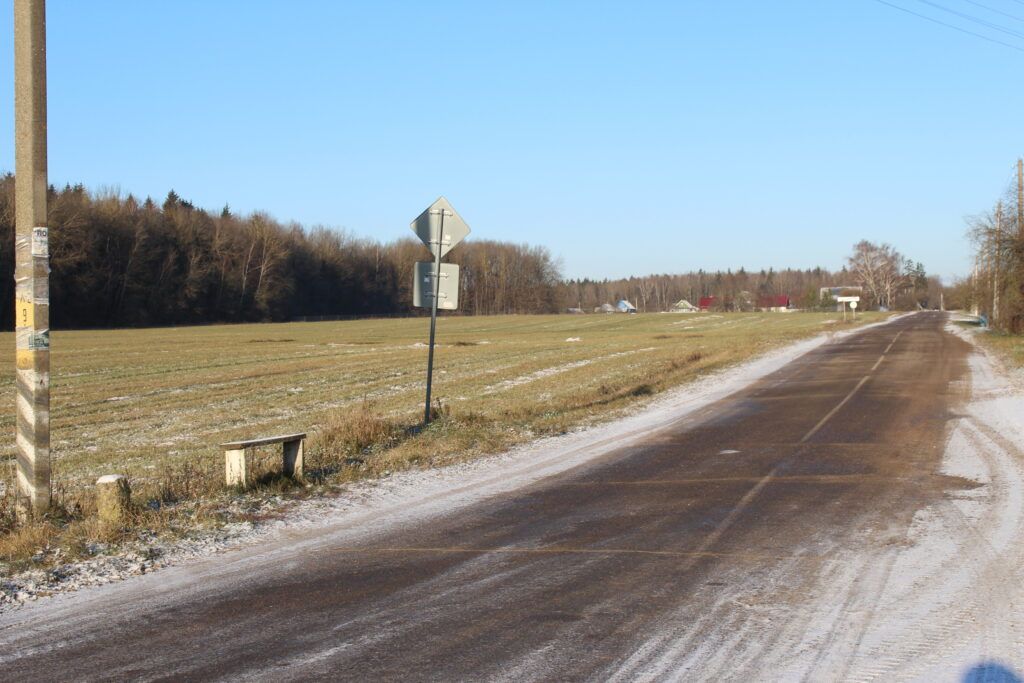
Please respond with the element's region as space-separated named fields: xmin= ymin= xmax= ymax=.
xmin=410 ymin=197 xmax=470 ymax=425
xmin=423 ymin=207 xmax=448 ymax=424
xmin=14 ymin=0 xmax=51 ymax=517
xmin=836 ymin=295 xmax=860 ymax=324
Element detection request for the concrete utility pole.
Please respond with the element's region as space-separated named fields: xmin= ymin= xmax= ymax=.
xmin=971 ymin=259 xmax=979 ymax=317
xmin=1018 ymin=158 xmax=1023 ymax=237
xmin=994 ymin=201 xmax=1002 ymax=325
xmin=14 ymin=0 xmax=51 ymax=516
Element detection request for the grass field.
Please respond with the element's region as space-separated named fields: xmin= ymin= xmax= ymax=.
xmin=0 ymin=311 xmax=887 ymax=566
xmin=971 ymin=326 xmax=1024 ymax=368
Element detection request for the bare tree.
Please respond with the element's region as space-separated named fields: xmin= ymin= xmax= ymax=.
xmin=847 ymin=240 xmax=903 ymax=309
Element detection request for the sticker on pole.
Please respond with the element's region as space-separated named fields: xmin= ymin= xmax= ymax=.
xmin=413 ymin=262 xmax=460 ymax=310
xmin=31 ymin=227 xmax=48 ymax=257
xmin=410 ymin=197 xmax=470 ymax=259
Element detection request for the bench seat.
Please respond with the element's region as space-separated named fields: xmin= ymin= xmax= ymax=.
xmin=220 ymin=432 xmax=306 ymax=487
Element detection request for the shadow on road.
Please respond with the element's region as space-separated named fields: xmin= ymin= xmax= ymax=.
xmin=963 ymin=661 xmax=1023 ymax=683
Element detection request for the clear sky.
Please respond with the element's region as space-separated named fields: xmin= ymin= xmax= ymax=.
xmin=1 ymin=1 xmax=1023 ymax=281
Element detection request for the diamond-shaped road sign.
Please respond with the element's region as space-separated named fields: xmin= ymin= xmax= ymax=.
xmin=410 ymin=197 xmax=471 ymax=259
xmin=413 ymin=262 xmax=460 ymax=311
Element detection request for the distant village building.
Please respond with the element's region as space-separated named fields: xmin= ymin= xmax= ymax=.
xmin=699 ymin=296 xmax=720 ymax=312
xmin=566 ymin=307 xmax=585 ymax=314
xmin=670 ymin=299 xmax=699 ymax=313
xmin=595 ymin=303 xmax=617 ymax=314
xmin=820 ymin=286 xmax=863 ymax=311
xmin=700 ymin=294 xmax=791 ymax=312
xmin=616 ymin=300 xmax=638 ymax=313
xmin=757 ymin=295 xmax=792 ymax=312
xmin=820 ymin=286 xmax=863 ymax=300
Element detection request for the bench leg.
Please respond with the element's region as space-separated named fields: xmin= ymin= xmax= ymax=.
xmin=283 ymin=439 xmax=304 ymax=480
xmin=225 ymin=448 xmax=249 ymax=487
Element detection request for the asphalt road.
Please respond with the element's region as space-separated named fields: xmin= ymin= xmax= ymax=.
xmin=0 ymin=312 xmax=973 ymax=681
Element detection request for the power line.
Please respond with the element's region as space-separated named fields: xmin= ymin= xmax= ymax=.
xmin=870 ymin=0 xmax=1024 ymax=52
xmin=914 ymin=0 xmax=1024 ymax=39
xmin=959 ymin=0 xmax=1024 ymax=24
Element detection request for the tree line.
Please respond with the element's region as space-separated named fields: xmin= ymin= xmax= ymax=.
xmin=559 ymin=241 xmax=937 ymax=313
xmin=0 ymin=176 xmax=936 ymax=329
xmin=561 ymin=267 xmax=847 ymax=312
xmin=965 ymin=162 xmax=1024 ymax=331
xmin=0 ymin=176 xmax=562 ymax=328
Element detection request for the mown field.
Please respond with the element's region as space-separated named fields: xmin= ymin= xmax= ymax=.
xmin=0 ymin=311 xmax=887 ymax=565
xmin=2 ymin=311 xmax=890 ymax=490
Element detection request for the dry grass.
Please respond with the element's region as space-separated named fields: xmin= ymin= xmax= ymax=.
xmin=0 ymin=310 xmax=889 ymax=568
xmin=967 ymin=321 xmax=1024 ymax=369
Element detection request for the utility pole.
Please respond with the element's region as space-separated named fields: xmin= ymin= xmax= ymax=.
xmin=1018 ymin=158 xmax=1023 ymax=237
xmin=994 ymin=201 xmax=1002 ymax=326
xmin=972 ymin=259 xmax=979 ymax=317
xmin=14 ymin=0 xmax=51 ymax=517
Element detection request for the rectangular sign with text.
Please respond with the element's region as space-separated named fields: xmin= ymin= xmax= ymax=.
xmin=413 ymin=262 xmax=460 ymax=310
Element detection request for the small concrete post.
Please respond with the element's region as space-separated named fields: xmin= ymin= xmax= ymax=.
xmin=225 ymin=448 xmax=248 ymax=487
xmin=282 ymin=439 xmax=303 ymax=480
xmin=96 ymin=475 xmax=131 ymax=527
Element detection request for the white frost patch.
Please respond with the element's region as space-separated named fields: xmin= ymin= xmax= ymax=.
xmin=482 ymin=348 xmax=655 ymax=394
xmin=565 ymin=337 xmax=582 ymax=342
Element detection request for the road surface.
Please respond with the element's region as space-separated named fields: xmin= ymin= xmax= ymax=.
xmin=4 ymin=312 xmax=1022 ymax=681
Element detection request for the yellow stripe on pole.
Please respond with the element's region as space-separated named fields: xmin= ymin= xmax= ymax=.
xmin=16 ymin=299 xmax=34 ymax=329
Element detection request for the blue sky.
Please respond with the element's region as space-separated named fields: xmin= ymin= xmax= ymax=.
xmin=1 ymin=1 xmax=1022 ymax=281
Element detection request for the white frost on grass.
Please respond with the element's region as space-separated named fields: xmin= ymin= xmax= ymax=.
xmin=481 ymin=348 xmax=656 ymax=394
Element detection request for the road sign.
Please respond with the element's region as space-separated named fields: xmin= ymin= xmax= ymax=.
xmin=836 ymin=296 xmax=860 ymax=303
xmin=413 ymin=262 xmax=460 ymax=311
xmin=410 ymin=197 xmax=471 ymax=426
xmin=410 ymin=196 xmax=471 ymax=258
xmin=849 ymin=301 xmax=858 ymax=310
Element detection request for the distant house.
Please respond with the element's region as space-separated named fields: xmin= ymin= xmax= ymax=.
xmin=670 ymin=299 xmax=699 ymax=313
xmin=820 ymin=286 xmax=863 ymax=300
xmin=595 ymin=303 xmax=617 ymax=314
xmin=820 ymin=286 xmax=864 ymax=311
xmin=699 ymin=296 xmax=720 ymax=311
xmin=616 ymin=300 xmax=638 ymax=313
xmin=566 ymin=307 xmax=585 ymax=314
xmin=757 ymin=295 xmax=792 ymax=312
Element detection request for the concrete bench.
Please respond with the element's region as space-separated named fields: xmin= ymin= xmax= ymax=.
xmin=221 ymin=433 xmax=305 ymax=487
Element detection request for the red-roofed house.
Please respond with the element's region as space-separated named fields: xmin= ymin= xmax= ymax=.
xmin=757 ymin=295 xmax=792 ymax=312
